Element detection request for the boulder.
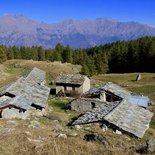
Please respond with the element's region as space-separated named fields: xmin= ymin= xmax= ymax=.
xmin=28 ymin=120 xmax=40 ymax=129
xmin=57 ymin=133 xmax=67 ymax=139
xmin=75 ymin=125 xmax=81 ymax=130
xmin=115 ymin=130 xmax=122 ymax=135
xmin=14 ymin=63 xmax=21 ymax=68
xmin=101 ymin=124 xmax=108 ymax=131
xmin=68 ymin=132 xmax=78 ymax=137
xmin=147 ymin=138 xmax=155 ymax=153
xmin=136 ymin=74 xmax=141 ymax=81
xmin=135 ymin=138 xmax=155 ymax=154
xmin=84 ymin=133 xmax=110 ymax=145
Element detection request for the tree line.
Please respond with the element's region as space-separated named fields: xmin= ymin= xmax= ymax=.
xmin=0 ymin=36 xmax=155 ymax=76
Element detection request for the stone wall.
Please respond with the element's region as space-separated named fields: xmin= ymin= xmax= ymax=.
xmin=82 ymin=78 xmax=90 ymax=93
xmin=71 ymin=98 xmax=105 ymax=112
xmin=2 ymin=106 xmax=45 ymax=119
xmin=56 ymin=77 xmax=90 ymax=96
xmin=2 ymin=107 xmax=29 ymax=119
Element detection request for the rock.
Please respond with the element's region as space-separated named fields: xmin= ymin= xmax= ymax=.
xmin=124 ymin=136 xmax=131 ymax=141
xmin=135 ymin=138 xmax=155 ymax=154
xmin=115 ymin=130 xmax=122 ymax=135
xmin=57 ymin=133 xmax=67 ymax=139
xmin=85 ymin=127 xmax=90 ymax=131
xmin=0 ymin=127 xmax=15 ymax=134
xmin=27 ymin=137 xmax=42 ymax=143
xmin=135 ymin=145 xmax=147 ymax=154
xmin=84 ymin=133 xmax=110 ymax=145
xmin=113 ymin=129 xmax=122 ymax=134
xmin=25 ymin=131 xmax=32 ymax=136
xmin=75 ymin=125 xmax=81 ymax=130
xmin=101 ymin=124 xmax=108 ymax=132
xmin=136 ymin=74 xmax=141 ymax=81
xmin=53 ymin=120 xmax=59 ymax=123
xmin=28 ymin=120 xmax=40 ymax=129
xmin=14 ymin=63 xmax=21 ymax=68
xmin=68 ymin=132 xmax=78 ymax=137
xmin=147 ymin=138 xmax=155 ymax=153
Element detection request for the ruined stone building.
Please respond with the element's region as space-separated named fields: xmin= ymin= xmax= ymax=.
xmin=0 ymin=67 xmax=50 ymax=119
xmin=71 ymin=82 xmax=150 ymax=112
xmin=55 ymin=73 xmax=90 ymax=97
xmin=72 ymin=99 xmax=153 ymax=138
xmin=70 ymin=82 xmax=153 ymax=138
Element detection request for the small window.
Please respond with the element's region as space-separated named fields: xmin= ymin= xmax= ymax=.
xmin=91 ymin=102 xmax=96 ymax=109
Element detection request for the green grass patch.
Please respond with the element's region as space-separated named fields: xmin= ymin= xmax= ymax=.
xmin=46 ymin=74 xmax=54 ymax=87
xmin=5 ymin=66 xmax=27 ymax=75
xmin=129 ymin=85 xmax=155 ymax=95
xmin=51 ymin=100 xmax=67 ymax=111
xmin=150 ymin=120 xmax=155 ymax=129
xmin=47 ymin=96 xmax=79 ymax=122
xmin=48 ymin=97 xmax=70 ymax=112
xmin=93 ymin=73 xmax=155 ymax=102
xmin=0 ymin=66 xmax=29 ymax=87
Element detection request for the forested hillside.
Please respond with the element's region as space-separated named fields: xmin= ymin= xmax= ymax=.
xmin=0 ymin=36 xmax=155 ymax=76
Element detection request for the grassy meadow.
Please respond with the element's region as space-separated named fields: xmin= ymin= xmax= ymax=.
xmin=0 ymin=60 xmax=155 ymax=155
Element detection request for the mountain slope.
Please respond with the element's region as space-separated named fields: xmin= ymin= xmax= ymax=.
xmin=0 ymin=14 xmax=155 ymax=48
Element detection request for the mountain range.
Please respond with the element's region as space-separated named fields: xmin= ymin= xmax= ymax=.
xmin=0 ymin=14 xmax=155 ymax=48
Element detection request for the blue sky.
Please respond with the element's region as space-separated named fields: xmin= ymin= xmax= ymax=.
xmin=0 ymin=0 xmax=155 ymax=26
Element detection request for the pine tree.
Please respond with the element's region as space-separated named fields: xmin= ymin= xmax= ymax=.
xmin=38 ymin=46 xmax=45 ymax=61
xmin=0 ymin=47 xmax=7 ymax=63
xmin=62 ymin=45 xmax=73 ymax=63
xmin=7 ymin=47 xmax=14 ymax=60
xmin=31 ymin=46 xmax=39 ymax=60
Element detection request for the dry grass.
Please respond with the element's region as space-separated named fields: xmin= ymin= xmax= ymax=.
xmin=92 ymin=73 xmax=155 ymax=102
xmin=4 ymin=59 xmax=81 ymax=78
xmin=0 ymin=64 xmax=27 ymax=87
xmin=0 ymin=60 xmax=155 ymax=155
xmin=0 ymin=118 xmax=140 ymax=155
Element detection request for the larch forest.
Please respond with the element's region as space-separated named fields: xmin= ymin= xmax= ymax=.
xmin=0 ymin=36 xmax=155 ymax=76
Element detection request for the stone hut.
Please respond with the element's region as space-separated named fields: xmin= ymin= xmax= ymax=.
xmin=82 ymin=82 xmax=149 ymax=108
xmin=71 ymin=99 xmax=153 ymax=138
xmin=0 ymin=67 xmax=50 ymax=119
xmin=55 ymin=73 xmax=90 ymax=97
xmin=70 ymin=82 xmax=150 ymax=112
xmin=70 ymin=82 xmax=153 ymax=138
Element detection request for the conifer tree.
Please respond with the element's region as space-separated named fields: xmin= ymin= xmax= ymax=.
xmin=0 ymin=47 xmax=7 ymax=63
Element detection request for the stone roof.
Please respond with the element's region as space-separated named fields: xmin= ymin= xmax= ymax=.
xmin=0 ymin=67 xmax=50 ymax=109
xmin=126 ymin=95 xmax=149 ymax=108
xmin=83 ymin=82 xmax=131 ymax=99
xmin=55 ymin=74 xmax=88 ymax=85
xmin=71 ymin=98 xmax=153 ymax=138
xmin=82 ymin=82 xmax=149 ymax=108
xmin=0 ymin=83 xmax=13 ymax=96
xmin=6 ymin=77 xmax=50 ymax=108
xmin=24 ymin=67 xmax=46 ymax=84
xmin=104 ymin=100 xmax=153 ymax=138
xmin=11 ymin=96 xmax=32 ymax=110
xmin=72 ymin=101 xmax=120 ymax=125
xmin=0 ymin=95 xmax=32 ymax=110
xmin=0 ymin=96 xmax=12 ymax=109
